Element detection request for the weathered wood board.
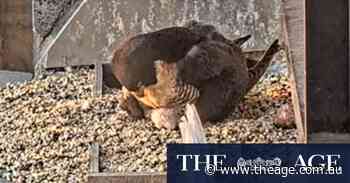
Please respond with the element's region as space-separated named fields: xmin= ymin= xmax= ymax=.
xmin=0 ymin=0 xmax=33 ymax=73
xmin=306 ymin=0 xmax=350 ymax=137
xmin=88 ymin=173 xmax=166 ymax=183
xmin=87 ymin=142 xmax=166 ymax=183
xmin=281 ymin=0 xmax=306 ymax=142
xmin=94 ymin=64 xmax=103 ymax=96
xmin=89 ymin=143 xmax=100 ymax=173
xmin=38 ymin=0 xmax=282 ymax=68
xmin=309 ymin=133 xmax=350 ymax=143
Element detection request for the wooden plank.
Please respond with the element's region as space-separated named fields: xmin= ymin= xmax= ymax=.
xmin=348 ymin=0 xmax=350 ymax=116
xmin=88 ymin=173 xmax=126 ymax=183
xmin=349 ymin=0 xmax=350 ymax=111
xmin=179 ymin=104 xmax=207 ymax=143
xmin=94 ymin=64 xmax=103 ymax=96
xmin=88 ymin=173 xmax=166 ymax=183
xmin=151 ymin=174 xmax=167 ymax=183
xmin=281 ymin=0 xmax=306 ymax=143
xmin=0 ymin=0 xmax=33 ymax=72
xmin=306 ymin=0 xmax=350 ymax=135
xmin=89 ymin=143 xmax=100 ymax=173
xmin=309 ymin=133 xmax=350 ymax=143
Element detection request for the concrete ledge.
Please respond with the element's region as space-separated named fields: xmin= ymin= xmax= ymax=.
xmin=0 ymin=71 xmax=33 ymax=87
xmin=0 ymin=179 xmax=10 ymax=183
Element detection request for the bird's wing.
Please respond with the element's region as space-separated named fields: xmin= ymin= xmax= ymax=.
xmin=246 ymin=39 xmax=281 ymax=92
xmin=178 ymin=40 xmax=245 ymax=86
xmin=183 ymin=20 xmax=251 ymax=47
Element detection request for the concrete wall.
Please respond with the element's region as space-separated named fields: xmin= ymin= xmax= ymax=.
xmin=41 ymin=0 xmax=282 ymax=68
xmin=34 ymin=0 xmax=81 ymax=39
xmin=0 ymin=0 xmax=33 ymax=73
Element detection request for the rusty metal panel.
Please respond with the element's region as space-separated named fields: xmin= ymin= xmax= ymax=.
xmin=42 ymin=0 xmax=281 ymax=68
xmin=306 ymin=0 xmax=350 ymax=133
xmin=0 ymin=0 xmax=33 ymax=73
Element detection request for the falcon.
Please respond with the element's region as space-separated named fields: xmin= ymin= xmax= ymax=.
xmin=109 ymin=21 xmax=281 ymax=128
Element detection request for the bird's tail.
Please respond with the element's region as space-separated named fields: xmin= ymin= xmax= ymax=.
xmin=246 ymin=39 xmax=281 ymax=92
xmin=218 ymin=34 xmax=251 ymax=48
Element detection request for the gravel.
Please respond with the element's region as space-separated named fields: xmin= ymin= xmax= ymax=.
xmin=0 ymin=67 xmax=296 ymax=182
xmin=3 ymin=1 xmax=298 ymax=182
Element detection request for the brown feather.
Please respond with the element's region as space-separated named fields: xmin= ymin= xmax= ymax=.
xmin=246 ymin=39 xmax=281 ymax=92
xmin=111 ymin=22 xmax=279 ymax=124
xmin=111 ymin=27 xmax=202 ymax=91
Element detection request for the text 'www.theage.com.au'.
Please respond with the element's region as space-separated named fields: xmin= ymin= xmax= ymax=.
xmin=176 ymin=154 xmax=343 ymax=177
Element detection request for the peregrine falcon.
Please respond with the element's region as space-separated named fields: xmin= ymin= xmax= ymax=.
xmin=109 ymin=21 xmax=281 ymax=128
